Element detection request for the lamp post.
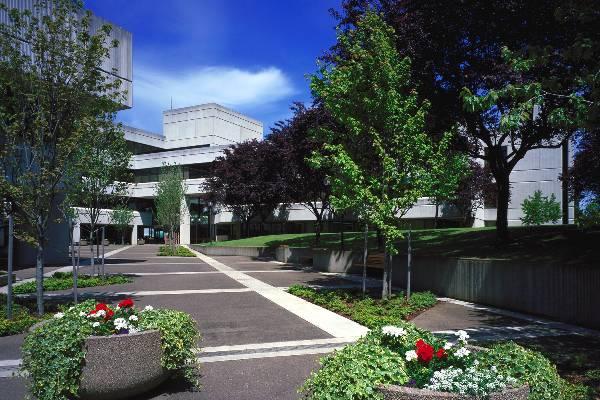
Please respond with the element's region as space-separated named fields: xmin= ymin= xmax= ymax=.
xmin=208 ymin=201 xmax=213 ymax=242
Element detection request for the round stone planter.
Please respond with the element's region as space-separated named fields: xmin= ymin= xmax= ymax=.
xmin=378 ymin=384 xmax=529 ymax=400
xmin=78 ymin=329 xmax=170 ymax=400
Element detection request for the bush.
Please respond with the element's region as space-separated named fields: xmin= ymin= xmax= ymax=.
xmin=577 ymin=200 xmax=600 ymax=228
xmin=0 ymin=302 xmax=39 ymax=336
xmin=300 ymin=331 xmax=408 ymax=400
xmin=158 ymin=245 xmax=196 ymax=257
xmin=13 ymin=272 xmax=131 ymax=294
xmin=477 ymin=342 xmax=590 ymax=400
xmin=520 ymin=190 xmax=561 ymax=225
xmin=287 ymin=285 xmax=437 ymax=329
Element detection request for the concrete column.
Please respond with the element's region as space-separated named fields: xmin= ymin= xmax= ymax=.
xmin=179 ymin=197 xmax=191 ymax=245
xmin=131 ymin=224 xmax=138 ymax=245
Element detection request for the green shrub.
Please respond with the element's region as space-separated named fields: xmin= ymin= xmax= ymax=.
xmin=0 ymin=302 xmax=39 ymax=336
xmin=300 ymin=331 xmax=408 ymax=400
xmin=520 ymin=190 xmax=561 ymax=226
xmin=287 ymin=285 xmax=437 ymax=329
xmin=13 ymin=272 xmax=131 ymax=294
xmin=158 ymin=245 xmax=196 ymax=257
xmin=577 ymin=200 xmax=600 ymax=228
xmin=477 ymin=342 xmax=590 ymax=400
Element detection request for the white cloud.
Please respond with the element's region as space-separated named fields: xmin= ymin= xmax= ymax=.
xmin=134 ymin=65 xmax=295 ymax=112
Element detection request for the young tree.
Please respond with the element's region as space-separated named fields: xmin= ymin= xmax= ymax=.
xmin=270 ymin=103 xmax=335 ymax=245
xmin=0 ymin=0 xmax=124 ymax=314
xmin=64 ymin=119 xmax=131 ymax=273
xmin=205 ymin=140 xmax=288 ymax=237
xmin=310 ymin=12 xmax=466 ymax=299
xmin=567 ymin=130 xmax=600 ymax=201
xmin=110 ymin=204 xmax=135 ymax=245
xmin=333 ymin=0 xmax=600 ymax=241
xmin=520 ymin=190 xmax=561 ymax=226
xmin=155 ymin=165 xmax=187 ymax=253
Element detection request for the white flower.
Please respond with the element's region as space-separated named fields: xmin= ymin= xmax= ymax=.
xmin=129 ymin=327 xmax=139 ymax=334
xmin=86 ymin=312 xmax=96 ymax=318
xmin=455 ymin=330 xmax=470 ymax=342
xmin=128 ymin=315 xmax=138 ymax=321
xmin=113 ymin=317 xmax=128 ymax=331
xmin=68 ymin=307 xmax=75 ymax=311
xmin=443 ymin=342 xmax=454 ymax=350
xmin=454 ymin=347 xmax=471 ymax=358
xmin=92 ymin=322 xmax=100 ymax=328
xmin=382 ymin=325 xmax=407 ymax=338
xmin=79 ymin=311 xmax=87 ymax=317
xmin=96 ymin=309 xmax=106 ymax=318
xmin=405 ymin=350 xmax=418 ymax=362
xmin=54 ymin=312 xmax=64 ymax=319
xmin=143 ymin=305 xmax=154 ymax=312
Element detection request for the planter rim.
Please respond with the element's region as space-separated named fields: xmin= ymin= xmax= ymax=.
xmin=86 ymin=328 xmax=159 ymax=340
xmin=378 ymin=383 xmax=529 ymax=398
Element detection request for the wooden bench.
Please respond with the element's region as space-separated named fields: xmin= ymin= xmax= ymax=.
xmin=353 ymin=253 xmax=385 ymax=269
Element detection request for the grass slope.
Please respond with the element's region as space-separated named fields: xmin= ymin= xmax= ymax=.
xmin=201 ymin=226 xmax=599 ymax=265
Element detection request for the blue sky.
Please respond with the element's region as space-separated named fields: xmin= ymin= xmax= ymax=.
xmin=85 ymin=0 xmax=342 ymax=136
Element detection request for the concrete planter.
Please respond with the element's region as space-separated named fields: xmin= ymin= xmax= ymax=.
xmin=378 ymin=384 xmax=529 ymax=399
xmin=0 ymin=272 xmax=16 ymax=287
xmin=78 ymin=329 xmax=169 ymax=400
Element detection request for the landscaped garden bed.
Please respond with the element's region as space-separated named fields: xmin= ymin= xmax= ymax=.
xmin=21 ymin=298 xmax=200 ymax=400
xmin=0 ymin=294 xmax=47 ymax=336
xmin=287 ymin=285 xmax=437 ymax=328
xmin=157 ymin=245 xmax=196 ymax=257
xmin=12 ymin=272 xmax=132 ymax=294
xmin=300 ymin=321 xmax=590 ymax=400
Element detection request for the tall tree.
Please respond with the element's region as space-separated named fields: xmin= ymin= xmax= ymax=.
xmin=0 ymin=0 xmax=124 ymax=314
xmin=110 ymin=204 xmax=135 ymax=245
xmin=205 ymin=139 xmax=288 ymax=238
xmin=64 ymin=119 xmax=131 ymax=273
xmin=269 ymin=103 xmax=335 ymax=245
xmin=567 ymin=130 xmax=600 ymax=201
xmin=333 ymin=0 xmax=600 ymax=241
xmin=310 ymin=12 xmax=466 ymax=299
xmin=155 ymin=165 xmax=187 ymax=253
xmin=450 ymin=161 xmax=495 ymax=226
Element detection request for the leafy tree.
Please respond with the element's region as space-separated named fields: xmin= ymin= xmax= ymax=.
xmin=567 ymin=129 xmax=600 ymax=201
xmin=269 ymin=103 xmax=335 ymax=244
xmin=0 ymin=0 xmax=124 ymax=314
xmin=520 ymin=190 xmax=561 ymax=226
xmin=109 ymin=204 xmax=135 ymax=245
xmin=155 ymin=165 xmax=187 ymax=253
xmin=310 ymin=12 xmax=466 ymax=299
xmin=450 ymin=161 xmax=495 ymax=226
xmin=205 ymin=139 xmax=288 ymax=238
xmin=64 ymin=119 xmax=131 ymax=272
xmin=576 ymin=200 xmax=600 ymax=229
xmin=333 ymin=0 xmax=600 ymax=241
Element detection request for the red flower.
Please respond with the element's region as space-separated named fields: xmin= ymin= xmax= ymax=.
xmin=118 ymin=298 xmax=134 ymax=309
xmin=436 ymin=348 xmax=447 ymax=359
xmin=91 ymin=303 xmax=114 ymax=321
xmin=415 ymin=339 xmax=434 ymax=363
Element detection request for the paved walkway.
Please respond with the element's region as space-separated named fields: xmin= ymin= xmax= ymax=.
xmin=0 ymin=245 xmax=369 ymax=399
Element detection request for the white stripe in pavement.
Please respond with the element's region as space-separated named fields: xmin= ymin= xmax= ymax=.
xmin=198 ymin=346 xmax=343 ymax=363
xmin=0 ymin=360 xmax=20 ymax=367
xmin=36 ymin=288 xmax=254 ymax=298
xmin=186 ymin=246 xmax=369 ymax=339
xmin=201 ymin=337 xmax=357 ymax=353
xmin=126 ymin=270 xmax=298 ymax=276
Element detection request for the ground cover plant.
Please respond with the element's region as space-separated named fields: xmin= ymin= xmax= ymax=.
xmin=287 ymin=285 xmax=436 ymax=329
xmin=0 ymin=294 xmax=43 ymax=336
xmin=21 ymin=298 xmax=200 ymax=400
xmin=12 ymin=272 xmax=131 ymax=294
xmin=301 ymin=322 xmax=590 ymax=400
xmin=158 ymin=245 xmax=196 ymax=257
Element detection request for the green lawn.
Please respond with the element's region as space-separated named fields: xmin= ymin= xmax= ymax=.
xmin=199 ymin=225 xmax=599 ymax=265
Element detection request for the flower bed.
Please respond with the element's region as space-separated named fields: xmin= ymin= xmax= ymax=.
xmin=300 ymin=321 xmax=588 ymax=400
xmin=158 ymin=245 xmax=196 ymax=257
xmin=13 ymin=272 xmax=132 ymax=294
xmin=22 ymin=299 xmax=200 ymax=400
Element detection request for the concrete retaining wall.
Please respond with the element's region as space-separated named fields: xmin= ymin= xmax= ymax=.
xmin=312 ymin=248 xmax=362 ymax=274
xmin=390 ymin=255 xmax=600 ymax=329
xmin=192 ymin=245 xmax=275 ymax=258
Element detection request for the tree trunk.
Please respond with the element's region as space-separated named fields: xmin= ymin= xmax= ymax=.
xmin=35 ymin=239 xmax=44 ymax=315
xmin=434 ymin=201 xmax=439 ymax=228
xmin=89 ymin=229 xmax=95 ymax=276
xmin=362 ymin=223 xmax=368 ymax=295
xmin=496 ymin=174 xmax=511 ymax=243
xmin=381 ymin=244 xmax=390 ymax=300
xmin=314 ymin=218 xmax=322 ymax=246
xmin=121 ymin=230 xmax=125 ymax=245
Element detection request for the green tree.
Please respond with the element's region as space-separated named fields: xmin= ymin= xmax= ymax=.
xmin=0 ymin=0 xmax=124 ymax=314
xmin=109 ymin=204 xmax=135 ymax=245
xmin=64 ymin=119 xmax=131 ymax=273
xmin=520 ymin=190 xmax=561 ymax=226
xmin=310 ymin=12 xmax=466 ymax=299
xmin=155 ymin=165 xmax=187 ymax=253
